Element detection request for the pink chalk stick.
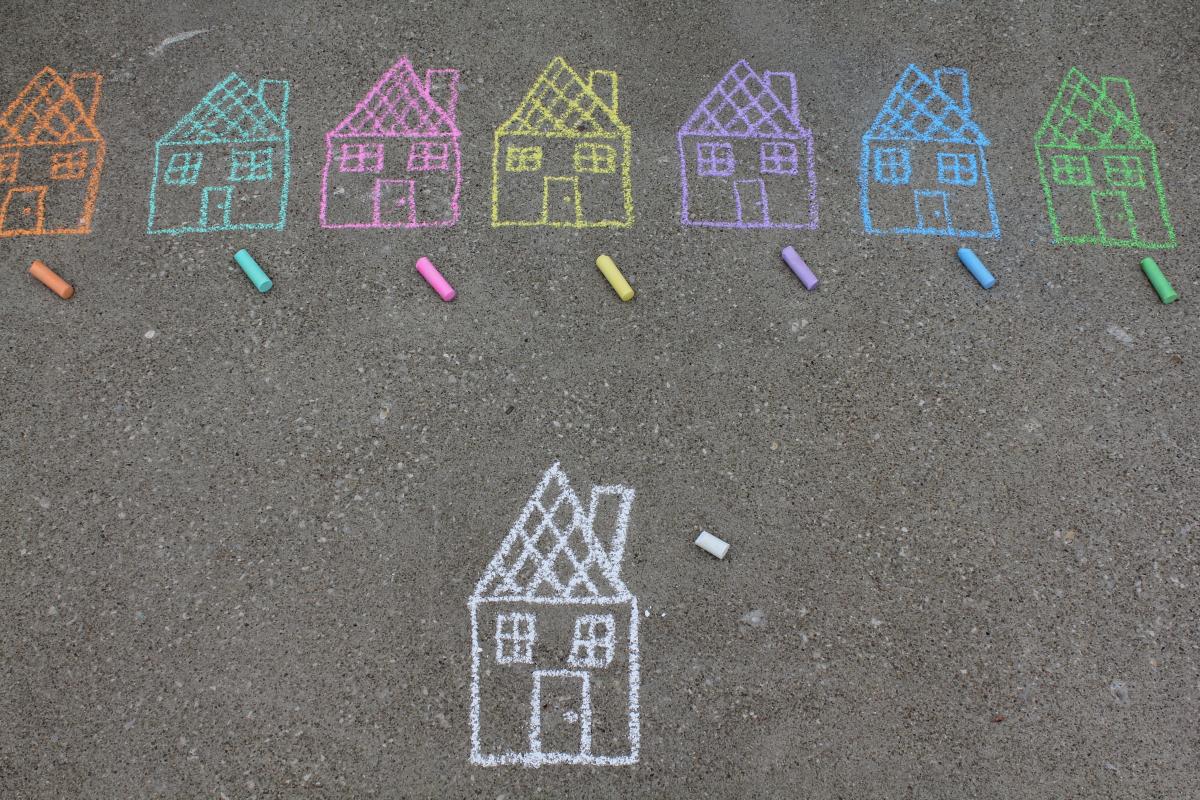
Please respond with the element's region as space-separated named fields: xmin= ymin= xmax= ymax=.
xmin=416 ymin=257 xmax=456 ymax=301
xmin=781 ymin=246 xmax=819 ymax=290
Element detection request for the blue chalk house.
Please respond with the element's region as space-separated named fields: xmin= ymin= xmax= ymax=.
xmin=859 ymin=65 xmax=999 ymax=239
xmin=148 ymin=73 xmax=291 ymax=234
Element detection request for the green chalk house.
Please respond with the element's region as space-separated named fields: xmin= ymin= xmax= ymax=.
xmin=1035 ymin=68 xmax=1175 ymax=249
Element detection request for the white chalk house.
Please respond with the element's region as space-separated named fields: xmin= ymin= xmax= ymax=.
xmin=469 ymin=463 xmax=640 ymax=767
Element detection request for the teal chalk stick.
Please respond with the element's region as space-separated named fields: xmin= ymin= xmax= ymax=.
xmin=234 ymin=249 xmax=273 ymax=293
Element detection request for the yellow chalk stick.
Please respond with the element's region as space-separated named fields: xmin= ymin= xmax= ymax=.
xmin=596 ymin=254 xmax=634 ymax=302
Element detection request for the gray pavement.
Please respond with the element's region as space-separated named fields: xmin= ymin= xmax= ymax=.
xmin=1 ymin=0 xmax=1198 ymax=797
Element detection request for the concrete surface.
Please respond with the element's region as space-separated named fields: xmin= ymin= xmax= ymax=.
xmin=1 ymin=0 xmax=1198 ymax=797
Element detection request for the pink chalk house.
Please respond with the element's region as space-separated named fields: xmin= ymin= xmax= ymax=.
xmin=320 ymin=56 xmax=461 ymax=229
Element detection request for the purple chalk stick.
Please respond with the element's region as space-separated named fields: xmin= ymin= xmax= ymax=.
xmin=781 ymin=246 xmax=819 ymax=290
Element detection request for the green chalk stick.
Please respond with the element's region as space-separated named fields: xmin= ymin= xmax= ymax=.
xmin=1140 ymin=257 xmax=1177 ymax=304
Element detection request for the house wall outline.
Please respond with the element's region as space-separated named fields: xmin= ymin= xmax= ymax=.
xmin=491 ymin=57 xmax=633 ymax=228
xmin=320 ymin=56 xmax=462 ymax=229
xmin=1034 ymin=67 xmax=1175 ymax=249
xmin=677 ymin=60 xmax=818 ymax=229
xmin=468 ymin=462 xmax=641 ymax=767
xmin=859 ymin=64 xmax=999 ymax=239
xmin=0 ymin=67 xmax=105 ymax=237
xmin=147 ymin=73 xmax=291 ymax=235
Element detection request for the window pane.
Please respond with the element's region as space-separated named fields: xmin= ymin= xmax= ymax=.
xmin=495 ymin=612 xmax=536 ymax=664
xmin=0 ymin=151 xmax=19 ymax=182
xmin=1051 ymin=154 xmax=1092 ymax=186
xmin=231 ymin=148 xmax=273 ymax=182
xmin=568 ymin=614 xmax=615 ymax=668
xmin=165 ymin=152 xmax=202 ymax=186
xmin=874 ymin=148 xmax=910 ymax=185
xmin=760 ymin=141 xmax=799 ymax=175
xmin=936 ymin=152 xmax=977 ymax=186
xmin=697 ymin=142 xmax=734 ymax=177
xmin=506 ymin=146 xmax=542 ymax=172
xmin=1103 ymin=155 xmax=1144 ymax=188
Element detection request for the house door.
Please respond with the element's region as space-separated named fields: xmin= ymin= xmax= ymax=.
xmin=543 ymin=177 xmax=580 ymax=225
xmin=734 ymin=179 xmax=768 ymax=226
xmin=530 ymin=670 xmax=590 ymax=759
xmin=200 ymin=186 xmax=233 ymax=230
xmin=1092 ymin=190 xmax=1137 ymax=242
xmin=914 ymin=190 xmax=952 ymax=234
xmin=375 ymin=179 xmax=416 ymax=226
xmin=1 ymin=186 xmax=47 ymax=234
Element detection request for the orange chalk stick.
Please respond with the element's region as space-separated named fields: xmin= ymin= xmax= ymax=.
xmin=29 ymin=260 xmax=74 ymax=300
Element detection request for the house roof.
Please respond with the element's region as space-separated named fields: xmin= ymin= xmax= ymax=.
xmin=864 ymin=64 xmax=987 ymax=145
xmin=679 ymin=60 xmax=809 ymax=138
xmin=1035 ymin=68 xmax=1150 ymax=149
xmin=1 ymin=67 xmax=102 ymax=146
xmin=472 ymin=463 xmax=633 ymax=602
xmin=159 ymin=73 xmax=287 ymax=145
xmin=331 ymin=56 xmax=459 ymax=137
xmin=497 ymin=57 xmax=624 ymax=136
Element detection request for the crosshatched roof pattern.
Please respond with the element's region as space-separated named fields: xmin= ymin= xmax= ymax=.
xmin=160 ymin=73 xmax=286 ymax=144
xmin=1036 ymin=68 xmax=1149 ymax=150
xmin=864 ymin=64 xmax=987 ymax=146
xmin=1 ymin=67 xmax=101 ymax=145
xmin=499 ymin=57 xmax=622 ymax=136
xmin=680 ymin=60 xmax=807 ymax=138
xmin=473 ymin=464 xmax=629 ymax=601
xmin=332 ymin=57 xmax=457 ymax=137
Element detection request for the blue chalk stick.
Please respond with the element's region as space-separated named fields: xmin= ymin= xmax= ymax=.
xmin=957 ymin=248 xmax=995 ymax=289
xmin=234 ymin=249 xmax=273 ymax=293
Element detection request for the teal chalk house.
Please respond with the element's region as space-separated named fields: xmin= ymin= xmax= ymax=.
xmin=148 ymin=73 xmax=290 ymax=234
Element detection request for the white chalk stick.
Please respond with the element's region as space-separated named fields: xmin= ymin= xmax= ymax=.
xmin=694 ymin=530 xmax=729 ymax=559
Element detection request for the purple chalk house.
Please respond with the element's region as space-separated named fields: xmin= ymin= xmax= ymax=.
xmin=678 ymin=61 xmax=818 ymax=229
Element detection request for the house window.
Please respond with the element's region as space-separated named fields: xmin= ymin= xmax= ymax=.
xmin=230 ymin=148 xmax=273 ymax=182
xmin=760 ymin=141 xmax=799 ymax=175
xmin=1103 ymin=155 xmax=1145 ymax=189
xmin=573 ymin=142 xmax=616 ymax=174
xmin=0 ymin=151 xmax=18 ymax=182
xmin=338 ymin=142 xmax=385 ymax=173
xmin=50 ymin=148 xmax=89 ymax=180
xmin=408 ymin=141 xmax=450 ymax=171
xmin=505 ymin=146 xmax=543 ymax=172
xmin=164 ymin=152 xmax=203 ymax=186
xmin=495 ymin=612 xmax=536 ymax=664
xmin=873 ymin=148 xmax=911 ymax=185
xmin=936 ymin=152 xmax=978 ymax=186
xmin=1050 ymin=154 xmax=1092 ymax=187
xmin=696 ymin=142 xmax=734 ymax=177
xmin=567 ymin=614 xmax=615 ymax=668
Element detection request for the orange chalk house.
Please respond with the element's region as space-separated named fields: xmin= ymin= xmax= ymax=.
xmin=0 ymin=67 xmax=105 ymax=237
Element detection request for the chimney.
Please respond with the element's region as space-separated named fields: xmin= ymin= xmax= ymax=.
xmin=257 ymin=79 xmax=289 ymax=126
xmin=763 ymin=70 xmax=799 ymax=120
xmin=1101 ymin=76 xmax=1138 ymax=123
xmin=587 ymin=485 xmax=634 ymax=571
xmin=425 ymin=69 xmax=460 ymax=125
xmin=587 ymin=70 xmax=619 ymax=112
xmin=934 ymin=67 xmax=970 ymax=114
xmin=68 ymin=72 xmax=102 ymax=121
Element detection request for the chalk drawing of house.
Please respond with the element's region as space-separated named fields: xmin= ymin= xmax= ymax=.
xmin=469 ymin=462 xmax=640 ymax=766
xmin=320 ymin=56 xmax=461 ymax=229
xmin=0 ymin=67 xmax=104 ymax=237
xmin=678 ymin=60 xmax=817 ymax=229
xmin=492 ymin=57 xmax=633 ymax=227
xmin=1034 ymin=68 xmax=1175 ymax=249
xmin=860 ymin=65 xmax=999 ymax=238
xmin=147 ymin=73 xmax=290 ymax=234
